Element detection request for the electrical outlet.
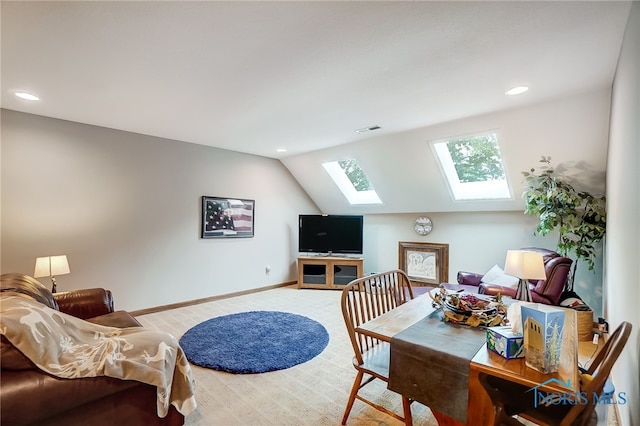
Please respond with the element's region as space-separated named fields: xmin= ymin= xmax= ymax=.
xmin=265 ymin=265 xmax=271 ymax=275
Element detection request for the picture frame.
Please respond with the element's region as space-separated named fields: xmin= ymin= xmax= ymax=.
xmin=201 ymin=196 xmax=255 ymax=238
xmin=398 ymin=241 xmax=449 ymax=285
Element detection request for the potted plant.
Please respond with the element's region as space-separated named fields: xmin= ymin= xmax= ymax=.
xmin=521 ymin=156 xmax=607 ymax=292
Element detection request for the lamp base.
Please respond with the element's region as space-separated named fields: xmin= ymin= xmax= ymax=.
xmin=514 ymin=278 xmax=532 ymax=302
xmin=50 ymin=276 xmax=57 ymax=294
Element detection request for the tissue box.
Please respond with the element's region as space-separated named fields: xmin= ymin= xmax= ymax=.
xmin=521 ymin=304 xmax=566 ymax=373
xmin=486 ymin=326 xmax=524 ymax=359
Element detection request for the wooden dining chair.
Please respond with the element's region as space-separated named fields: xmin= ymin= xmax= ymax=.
xmin=340 ymin=269 xmax=414 ymax=425
xmin=479 ymin=321 xmax=632 ymax=426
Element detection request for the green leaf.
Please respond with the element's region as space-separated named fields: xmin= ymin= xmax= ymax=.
xmin=521 ymin=157 xmax=606 ymax=281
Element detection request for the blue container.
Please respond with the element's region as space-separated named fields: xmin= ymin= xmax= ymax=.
xmin=486 ymin=326 xmax=525 ymax=359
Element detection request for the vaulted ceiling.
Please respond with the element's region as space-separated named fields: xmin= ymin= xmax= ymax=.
xmin=1 ymin=1 xmax=633 ymax=214
xmin=1 ymin=1 xmax=631 ymax=159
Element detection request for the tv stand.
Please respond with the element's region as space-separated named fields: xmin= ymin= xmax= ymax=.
xmin=297 ymin=256 xmax=363 ymax=290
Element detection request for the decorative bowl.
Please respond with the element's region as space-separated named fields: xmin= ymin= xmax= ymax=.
xmin=443 ymin=293 xmax=496 ymax=316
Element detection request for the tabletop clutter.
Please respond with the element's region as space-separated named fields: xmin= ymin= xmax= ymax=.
xmin=431 ymin=284 xmax=566 ymax=373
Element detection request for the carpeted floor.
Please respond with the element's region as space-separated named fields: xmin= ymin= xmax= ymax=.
xmin=180 ymin=310 xmax=329 ymax=374
xmin=137 ymin=285 xmax=618 ymax=426
xmin=137 ymin=285 xmax=439 ymax=426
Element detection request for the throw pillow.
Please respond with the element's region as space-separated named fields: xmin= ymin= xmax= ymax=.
xmin=481 ymin=265 xmax=520 ymax=288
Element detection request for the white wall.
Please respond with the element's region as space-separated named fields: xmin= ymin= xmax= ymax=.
xmin=363 ymin=212 xmax=552 ymax=276
xmin=606 ymin=3 xmax=640 ymax=424
xmin=361 ymin=211 xmax=603 ymax=316
xmin=1 ymin=104 xmax=608 ymax=317
xmin=1 ymin=110 xmax=318 ymax=311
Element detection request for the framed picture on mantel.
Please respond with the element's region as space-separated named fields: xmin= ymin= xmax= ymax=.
xmin=398 ymin=241 xmax=449 ymax=285
xmin=201 ymin=196 xmax=255 ymax=238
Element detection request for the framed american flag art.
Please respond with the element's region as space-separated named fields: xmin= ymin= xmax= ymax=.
xmin=201 ymin=196 xmax=255 ymax=238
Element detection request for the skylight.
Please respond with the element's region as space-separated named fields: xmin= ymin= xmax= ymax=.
xmin=322 ymin=158 xmax=382 ymax=205
xmin=431 ymin=133 xmax=512 ymax=201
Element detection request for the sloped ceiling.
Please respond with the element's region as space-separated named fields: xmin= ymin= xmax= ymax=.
xmin=1 ymin=1 xmax=631 ymax=213
xmin=281 ymin=89 xmax=612 ymax=214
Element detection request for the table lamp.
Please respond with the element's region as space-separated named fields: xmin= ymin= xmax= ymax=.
xmin=503 ymin=250 xmax=546 ymax=302
xmin=34 ymin=255 xmax=70 ymax=293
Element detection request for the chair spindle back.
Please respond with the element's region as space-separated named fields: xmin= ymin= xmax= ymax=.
xmin=341 ymin=270 xmax=414 ymax=364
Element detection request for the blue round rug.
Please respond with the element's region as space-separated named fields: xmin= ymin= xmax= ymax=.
xmin=179 ymin=311 xmax=329 ymax=374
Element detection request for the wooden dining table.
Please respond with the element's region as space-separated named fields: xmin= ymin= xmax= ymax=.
xmin=355 ymin=289 xmax=579 ymax=426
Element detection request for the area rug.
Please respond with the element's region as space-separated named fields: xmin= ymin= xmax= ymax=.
xmin=179 ymin=311 xmax=330 ymax=374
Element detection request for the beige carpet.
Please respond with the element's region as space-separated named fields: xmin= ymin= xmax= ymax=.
xmin=136 ymin=285 xmax=439 ymax=426
xmin=137 ymin=285 xmax=618 ymax=426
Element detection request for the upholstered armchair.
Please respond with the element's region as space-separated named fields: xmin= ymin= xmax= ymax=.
xmin=457 ymin=247 xmax=573 ymax=305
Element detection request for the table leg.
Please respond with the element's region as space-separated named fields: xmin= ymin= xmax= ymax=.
xmin=467 ymin=366 xmax=495 ymax=425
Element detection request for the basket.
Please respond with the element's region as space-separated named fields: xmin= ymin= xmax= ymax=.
xmin=576 ymin=309 xmax=594 ymax=341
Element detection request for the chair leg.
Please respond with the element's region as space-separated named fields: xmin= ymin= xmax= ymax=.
xmin=341 ymin=370 xmax=364 ymax=425
xmin=494 ymin=406 xmax=523 ymax=426
xmin=401 ymin=396 xmax=413 ymax=425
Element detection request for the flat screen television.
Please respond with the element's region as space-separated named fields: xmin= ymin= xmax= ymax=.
xmin=298 ymin=214 xmax=363 ymax=255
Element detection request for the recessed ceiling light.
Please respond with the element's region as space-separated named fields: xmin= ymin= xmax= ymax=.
xmin=15 ymin=92 xmax=40 ymax=101
xmin=276 ymin=148 xmax=287 ymax=153
xmin=505 ymin=86 xmax=529 ymax=96
xmin=355 ymin=125 xmax=381 ymax=133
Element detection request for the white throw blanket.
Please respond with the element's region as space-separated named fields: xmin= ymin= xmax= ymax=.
xmin=0 ymin=295 xmax=196 ymax=418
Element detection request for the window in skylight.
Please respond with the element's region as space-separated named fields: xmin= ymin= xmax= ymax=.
xmin=322 ymin=158 xmax=382 ymax=205
xmin=431 ymin=133 xmax=512 ymax=201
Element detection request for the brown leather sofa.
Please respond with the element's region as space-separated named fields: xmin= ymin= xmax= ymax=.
xmin=456 ymin=247 xmax=573 ymax=305
xmin=0 ymin=274 xmax=184 ymax=426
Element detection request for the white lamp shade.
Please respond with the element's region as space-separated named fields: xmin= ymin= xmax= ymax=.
xmin=34 ymin=255 xmax=70 ymax=277
xmin=503 ymin=250 xmax=546 ymax=280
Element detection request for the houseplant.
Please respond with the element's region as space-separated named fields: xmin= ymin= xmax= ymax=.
xmin=521 ymin=156 xmax=607 ymax=292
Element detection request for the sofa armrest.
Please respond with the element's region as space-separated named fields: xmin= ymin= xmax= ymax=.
xmin=87 ymin=311 xmax=142 ymax=328
xmin=479 ymin=283 xmax=554 ymax=304
xmin=54 ymin=288 xmax=114 ymax=319
xmin=479 ymin=283 xmax=517 ymax=298
xmin=457 ymin=271 xmax=483 ymax=286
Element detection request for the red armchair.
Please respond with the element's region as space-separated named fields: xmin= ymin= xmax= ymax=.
xmin=457 ymin=247 xmax=572 ymax=305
